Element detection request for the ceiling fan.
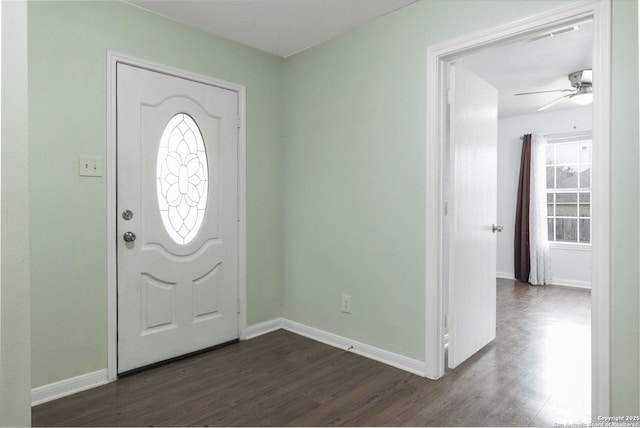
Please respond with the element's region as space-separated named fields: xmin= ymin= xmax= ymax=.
xmin=514 ymin=69 xmax=593 ymax=111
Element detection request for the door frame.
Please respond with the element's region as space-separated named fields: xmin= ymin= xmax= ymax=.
xmin=106 ymin=52 xmax=247 ymax=381
xmin=424 ymin=0 xmax=611 ymax=417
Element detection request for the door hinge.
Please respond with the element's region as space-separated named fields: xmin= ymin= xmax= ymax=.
xmin=237 ymin=115 xmax=241 ymax=129
xmin=446 ymin=89 xmax=453 ymax=105
xmin=444 ymin=202 xmax=448 ymax=216
xmin=444 ymin=314 xmax=448 ymax=329
xmin=237 ymin=298 xmax=241 ymax=314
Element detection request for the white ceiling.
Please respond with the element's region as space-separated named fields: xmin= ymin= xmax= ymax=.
xmin=125 ymin=1 xmax=593 ymax=118
xmin=461 ymin=19 xmax=593 ymax=118
xmin=125 ymin=0 xmax=418 ymax=58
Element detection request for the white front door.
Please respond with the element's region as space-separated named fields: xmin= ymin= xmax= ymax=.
xmin=447 ymin=63 xmax=498 ymax=369
xmin=117 ymin=63 xmax=239 ymax=374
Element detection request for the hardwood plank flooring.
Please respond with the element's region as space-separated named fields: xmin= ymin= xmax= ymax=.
xmin=32 ymin=279 xmax=591 ymax=427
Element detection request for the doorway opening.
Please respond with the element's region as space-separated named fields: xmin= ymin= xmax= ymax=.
xmin=425 ymin=0 xmax=611 ymax=419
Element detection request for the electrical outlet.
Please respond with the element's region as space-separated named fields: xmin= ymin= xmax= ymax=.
xmin=342 ymin=294 xmax=352 ymax=314
xmin=78 ymin=155 xmax=103 ymax=177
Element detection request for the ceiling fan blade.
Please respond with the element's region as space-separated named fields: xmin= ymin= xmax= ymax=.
xmin=514 ymin=88 xmax=575 ymax=96
xmin=537 ymin=94 xmax=571 ymax=111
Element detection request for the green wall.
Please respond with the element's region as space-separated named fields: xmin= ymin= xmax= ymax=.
xmin=283 ymin=0 xmax=575 ymax=363
xmin=610 ymin=0 xmax=639 ymax=415
xmin=283 ymin=0 xmax=639 ymax=415
xmin=28 ymin=0 xmax=285 ymax=388
xmin=18 ymin=0 xmax=640 ymax=421
xmin=1 ymin=2 xmax=31 ymax=426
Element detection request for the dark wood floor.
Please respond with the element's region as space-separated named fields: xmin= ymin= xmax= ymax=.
xmin=33 ymin=279 xmax=591 ymax=427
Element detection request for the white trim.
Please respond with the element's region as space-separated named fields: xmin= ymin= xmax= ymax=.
xmin=545 ymin=131 xmax=593 ymax=143
xmin=106 ymin=52 xmax=118 ymax=382
xmin=246 ymin=318 xmax=284 ymax=339
xmin=424 ymin=30 xmax=446 ymax=381
xmin=282 ymin=319 xmax=426 ymax=377
xmin=32 ymin=320 xmax=427 ymax=405
xmin=106 ymin=51 xmax=247 ymax=380
xmin=589 ymin=0 xmax=611 ymax=418
xmin=549 ymin=242 xmax=592 ymax=252
xmin=497 ymin=271 xmax=591 ymax=289
xmin=550 ymin=278 xmax=592 ymax=290
xmin=237 ymin=86 xmax=247 ymax=341
xmin=244 ymin=318 xmax=427 ymax=376
xmin=497 ymin=271 xmax=515 ymax=280
xmin=425 ymin=0 xmax=610 ymax=417
xmin=31 ymin=369 xmax=110 ymax=407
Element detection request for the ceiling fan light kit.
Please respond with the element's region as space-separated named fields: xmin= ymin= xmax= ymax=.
xmin=515 ymin=68 xmax=593 ymax=110
xmin=570 ymin=86 xmax=593 ymax=105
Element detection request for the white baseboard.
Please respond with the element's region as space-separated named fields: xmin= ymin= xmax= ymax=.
xmin=31 ymin=369 xmax=110 ymax=406
xmin=246 ymin=318 xmax=284 ymax=339
xmin=550 ymin=278 xmax=591 ymax=289
xmin=281 ymin=319 xmax=426 ymax=377
xmin=247 ymin=318 xmax=426 ymax=376
xmin=34 ymin=319 xmax=426 ymax=406
xmin=497 ymin=271 xmax=515 ymax=280
xmin=497 ymin=271 xmax=591 ymax=289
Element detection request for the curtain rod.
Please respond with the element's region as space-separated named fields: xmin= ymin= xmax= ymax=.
xmin=519 ymin=131 xmax=592 ymax=141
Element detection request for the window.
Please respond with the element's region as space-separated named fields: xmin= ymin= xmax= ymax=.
xmin=546 ymin=137 xmax=591 ymax=244
xmin=157 ymin=113 xmax=209 ymax=245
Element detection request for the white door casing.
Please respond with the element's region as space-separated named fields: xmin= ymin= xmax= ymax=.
xmin=446 ymin=63 xmax=498 ymax=369
xmin=116 ymin=63 xmax=240 ymax=373
xmin=425 ymin=0 xmax=610 ymax=417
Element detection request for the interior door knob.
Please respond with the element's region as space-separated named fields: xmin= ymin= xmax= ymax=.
xmin=492 ymin=224 xmax=503 ymax=233
xmin=123 ymin=231 xmax=137 ymax=242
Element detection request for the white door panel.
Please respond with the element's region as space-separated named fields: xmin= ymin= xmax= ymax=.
xmin=447 ymin=63 xmax=498 ymax=369
xmin=117 ymin=64 xmax=239 ymax=373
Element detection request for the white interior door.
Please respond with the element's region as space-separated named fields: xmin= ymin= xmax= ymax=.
xmin=117 ymin=63 xmax=239 ymax=373
xmin=447 ymin=63 xmax=498 ymax=369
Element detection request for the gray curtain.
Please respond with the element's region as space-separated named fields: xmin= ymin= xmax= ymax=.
xmin=514 ymin=134 xmax=531 ymax=282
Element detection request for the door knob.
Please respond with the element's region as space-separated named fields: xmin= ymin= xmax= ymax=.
xmin=123 ymin=231 xmax=137 ymax=242
xmin=492 ymin=224 xmax=503 ymax=233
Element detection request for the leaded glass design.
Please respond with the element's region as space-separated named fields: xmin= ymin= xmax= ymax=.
xmin=157 ymin=113 xmax=208 ymax=245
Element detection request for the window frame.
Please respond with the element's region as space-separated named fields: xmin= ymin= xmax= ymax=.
xmin=544 ymin=132 xmax=592 ymax=247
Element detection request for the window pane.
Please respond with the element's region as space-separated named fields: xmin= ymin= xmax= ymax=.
xmin=547 ymin=193 xmax=554 ymax=216
xmin=579 ymin=192 xmax=590 ymax=203
xmin=157 ymin=113 xmax=209 ymax=245
xmin=579 ymin=218 xmax=591 ymax=243
xmin=556 ymin=193 xmax=577 ymax=203
xmin=548 ymin=218 xmax=554 ymax=241
xmin=556 ymin=218 xmax=578 ymax=242
xmin=579 ymin=141 xmax=592 ymax=164
xmin=556 ymin=143 xmax=579 ymax=164
xmin=546 ymin=166 xmax=555 ymax=189
xmin=555 ymin=192 xmax=577 ymax=216
xmin=556 ymin=165 xmax=578 ymax=188
xmin=579 ymin=164 xmax=591 ymax=189
xmin=579 ymin=192 xmax=590 ymax=217
xmin=546 ymin=145 xmax=555 ymax=165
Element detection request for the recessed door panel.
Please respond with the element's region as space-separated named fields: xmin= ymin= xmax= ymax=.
xmin=193 ymin=263 xmax=222 ymax=321
xmin=141 ymin=274 xmax=175 ymax=332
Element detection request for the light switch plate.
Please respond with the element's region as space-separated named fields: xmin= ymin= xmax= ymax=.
xmin=79 ymin=155 xmax=103 ymax=177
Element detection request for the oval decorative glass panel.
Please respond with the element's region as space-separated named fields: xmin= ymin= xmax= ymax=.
xmin=157 ymin=113 xmax=208 ymax=245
